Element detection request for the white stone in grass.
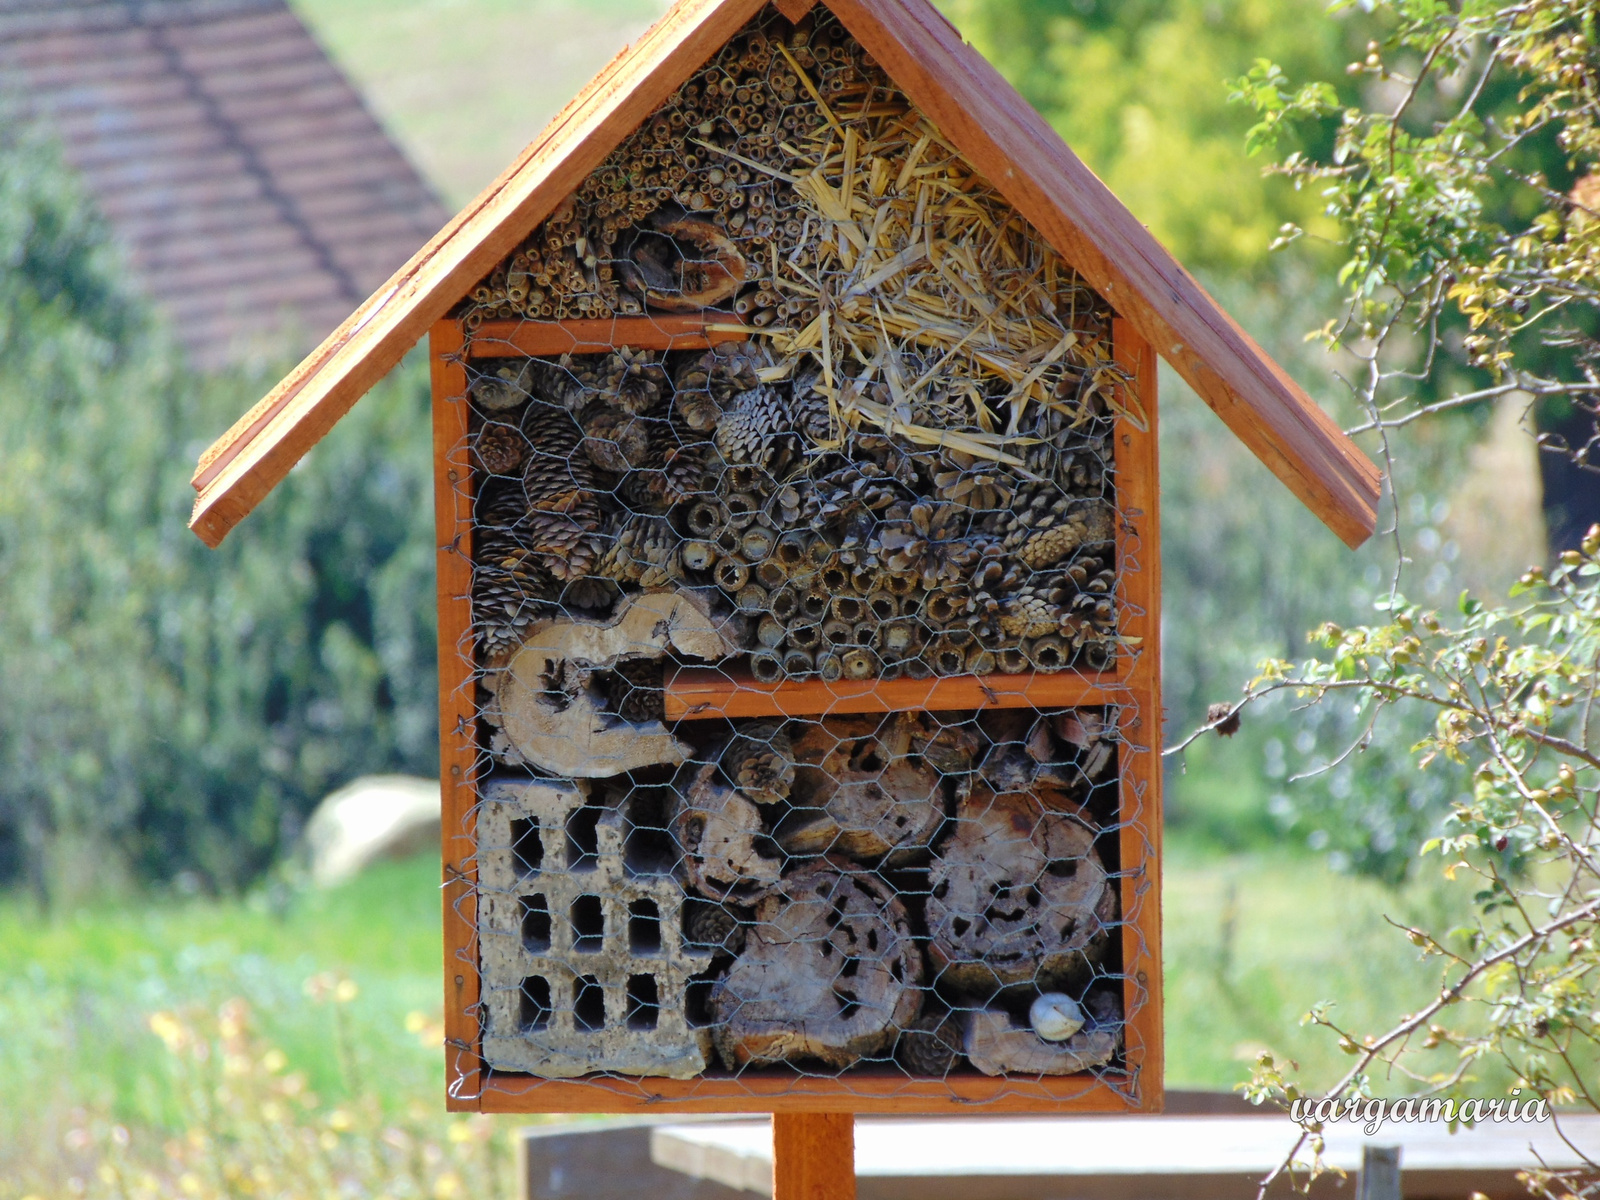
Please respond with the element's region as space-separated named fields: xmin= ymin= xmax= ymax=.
xmin=1029 ymin=992 xmax=1086 ymax=1042
xmin=305 ymin=775 xmax=440 ymax=887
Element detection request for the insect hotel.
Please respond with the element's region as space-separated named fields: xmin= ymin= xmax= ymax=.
xmin=190 ymin=0 xmax=1378 ymax=1138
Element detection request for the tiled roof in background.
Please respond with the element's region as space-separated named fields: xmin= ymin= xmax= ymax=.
xmin=0 ymin=0 xmax=450 ymax=369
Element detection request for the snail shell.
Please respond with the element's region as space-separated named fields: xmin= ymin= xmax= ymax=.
xmin=1029 ymin=993 xmax=1086 ymax=1042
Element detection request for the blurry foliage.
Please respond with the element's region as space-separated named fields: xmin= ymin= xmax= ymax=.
xmin=1220 ymin=1 xmax=1600 ymax=1190
xmin=942 ymin=0 xmax=1373 ymax=271
xmin=0 ymin=133 xmax=438 ymax=898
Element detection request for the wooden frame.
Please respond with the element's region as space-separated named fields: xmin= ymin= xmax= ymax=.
xmin=429 ymin=315 xmax=1163 ymax=1114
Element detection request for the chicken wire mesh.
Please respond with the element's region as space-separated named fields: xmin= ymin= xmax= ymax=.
xmin=437 ymin=4 xmax=1156 ymax=1105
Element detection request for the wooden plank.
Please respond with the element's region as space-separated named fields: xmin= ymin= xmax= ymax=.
xmin=188 ymin=0 xmax=768 ymax=547
xmin=431 ymin=320 xmax=484 ymax=1112
xmin=664 ymin=664 xmax=1123 ymax=721
xmin=825 ymin=0 xmax=1380 ymax=548
xmin=466 ymin=314 xmax=758 ymax=358
xmin=1110 ymin=317 xmax=1164 ymax=1113
xmin=772 ymin=0 xmax=821 ymax=20
xmin=773 ymin=1114 xmax=855 ymax=1200
xmin=475 ymin=1070 xmax=1144 ymax=1114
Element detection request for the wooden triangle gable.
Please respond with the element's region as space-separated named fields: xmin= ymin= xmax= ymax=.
xmin=189 ymin=0 xmax=1379 ymax=549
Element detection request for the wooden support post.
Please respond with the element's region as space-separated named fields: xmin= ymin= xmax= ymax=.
xmin=772 ymin=1113 xmax=855 ymax=1200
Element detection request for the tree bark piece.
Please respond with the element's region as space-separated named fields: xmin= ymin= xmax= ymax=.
xmin=927 ymin=787 xmax=1116 ymax=996
xmin=484 ymin=590 xmax=739 ymax=777
xmin=671 ymin=761 xmax=783 ymax=902
xmin=710 ymin=860 xmax=923 ymax=1070
xmin=963 ymin=989 xmax=1121 ymax=1076
xmin=776 ymin=713 xmax=980 ymax=864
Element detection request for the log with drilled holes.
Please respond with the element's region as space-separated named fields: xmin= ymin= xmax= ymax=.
xmin=710 ymin=860 xmax=923 ymax=1070
xmin=775 ymin=712 xmax=982 ymax=863
xmin=670 ymin=760 xmax=784 ymax=903
xmin=927 ymin=787 xmax=1117 ymax=996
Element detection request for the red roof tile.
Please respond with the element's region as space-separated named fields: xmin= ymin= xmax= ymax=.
xmin=0 ymin=0 xmax=450 ymax=369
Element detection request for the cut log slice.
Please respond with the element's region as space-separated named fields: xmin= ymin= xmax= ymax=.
xmin=963 ymin=988 xmax=1121 ymax=1076
xmin=775 ymin=713 xmax=980 ymax=864
xmin=484 ymin=590 xmax=739 ymax=777
xmin=670 ymin=761 xmax=784 ymax=902
xmin=710 ymin=860 xmax=924 ymax=1070
xmin=927 ymin=787 xmax=1117 ymax=996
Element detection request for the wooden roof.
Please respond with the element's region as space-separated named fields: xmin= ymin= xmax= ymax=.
xmin=188 ymin=0 xmax=1381 ymax=549
xmin=0 ymin=0 xmax=448 ymax=370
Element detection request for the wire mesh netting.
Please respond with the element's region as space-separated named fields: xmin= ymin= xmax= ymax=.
xmin=441 ymin=5 xmax=1155 ymax=1105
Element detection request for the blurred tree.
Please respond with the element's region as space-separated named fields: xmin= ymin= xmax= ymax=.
xmin=0 ymin=134 xmax=438 ymax=901
xmin=942 ymin=0 xmax=1370 ymax=271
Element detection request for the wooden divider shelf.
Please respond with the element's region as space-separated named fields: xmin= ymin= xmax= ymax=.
xmin=664 ymin=664 xmax=1126 ymax=721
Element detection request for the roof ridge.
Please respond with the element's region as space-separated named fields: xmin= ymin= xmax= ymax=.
xmin=187 ymin=0 xmax=1380 ymax=549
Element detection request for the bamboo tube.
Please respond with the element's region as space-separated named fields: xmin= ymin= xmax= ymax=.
xmin=771 ymin=587 xmax=800 ymax=622
xmin=775 ymin=531 xmax=809 ymax=570
xmin=735 ymin=584 xmax=769 ymax=613
xmin=789 ymin=623 xmax=822 ymax=651
xmin=742 ymin=524 xmax=778 ymax=562
xmin=841 ymin=648 xmax=880 ymax=680
xmin=997 ymin=647 xmax=1029 ymax=674
xmin=751 ymin=651 xmax=785 ymax=684
xmin=802 ymin=590 xmax=829 ymax=620
xmin=755 ymin=561 xmax=787 ymax=591
xmin=822 ymin=619 xmax=853 ymax=646
xmin=1029 ymin=635 xmax=1068 ymax=671
xmin=715 ymin=559 xmax=751 ymax=592
xmin=831 ymin=596 xmax=864 ymax=623
xmin=817 ymin=653 xmax=843 ymax=683
xmin=687 ymin=501 xmax=725 ymax=538
xmin=756 ymin=616 xmax=787 ymax=648
xmin=782 ymin=648 xmax=816 ymax=676
xmin=681 ymin=541 xmax=718 ymax=573
xmin=866 ymin=591 xmax=898 ymax=622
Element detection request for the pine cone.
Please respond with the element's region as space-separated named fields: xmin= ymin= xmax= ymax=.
xmin=532 ymin=354 xmax=604 ymax=412
xmin=471 ymin=360 xmax=535 ymax=412
xmin=521 ymin=404 xmax=603 ymax=516
xmin=621 ymin=438 xmax=712 ymax=513
xmin=600 ymin=347 xmax=668 ymax=415
xmin=474 ymin=422 xmax=526 ymax=475
xmin=998 ymin=588 xmax=1060 ymax=639
xmin=1017 ymin=501 xmax=1116 ymax=569
xmin=579 ymin=403 xmax=652 ymax=473
xmin=898 ymin=1011 xmax=964 ymax=1076
xmin=790 ymin=372 xmax=834 ymax=444
xmin=673 ymin=342 xmax=763 ymax=432
xmin=594 ymin=514 xmax=679 ymax=588
xmin=606 ymin=657 xmax=664 ymax=723
xmin=684 ymin=902 xmax=746 ymax=957
xmin=720 ymin=720 xmax=794 ymax=804
xmin=715 ymin=385 xmax=791 ymax=468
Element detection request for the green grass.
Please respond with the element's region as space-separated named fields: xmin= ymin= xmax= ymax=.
xmin=0 ymin=840 xmax=1476 ymax=1141
xmin=290 ymin=0 xmax=671 ymax=206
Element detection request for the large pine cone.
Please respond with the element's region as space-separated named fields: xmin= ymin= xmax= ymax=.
xmin=715 ymin=385 xmax=791 ymax=468
xmin=579 ymin=403 xmax=652 ymax=473
xmin=720 ymin=720 xmax=795 ymax=805
xmin=600 ymin=347 xmax=668 ymax=415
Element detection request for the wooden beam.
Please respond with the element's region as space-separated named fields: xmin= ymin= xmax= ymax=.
xmin=431 ymin=321 xmax=484 ymax=1112
xmin=466 ymin=314 xmax=758 ymax=358
xmin=474 ymin=1068 xmax=1143 ymax=1112
xmin=826 ymin=0 xmax=1381 ymax=547
xmin=664 ymin=664 xmax=1123 ymax=721
xmin=1111 ymin=316 xmax=1164 ymax=1112
xmin=772 ymin=0 xmax=821 ymax=20
xmin=773 ymin=1114 xmax=855 ymax=1200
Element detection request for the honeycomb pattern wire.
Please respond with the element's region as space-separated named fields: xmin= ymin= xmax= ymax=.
xmin=441 ymin=5 xmax=1155 ymax=1105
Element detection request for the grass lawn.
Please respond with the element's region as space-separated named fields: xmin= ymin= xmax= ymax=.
xmin=0 ymin=832 xmax=1476 ymax=1195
